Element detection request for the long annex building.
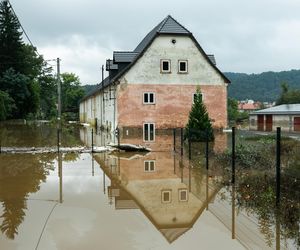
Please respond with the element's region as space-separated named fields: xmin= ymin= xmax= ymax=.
xmin=80 ymin=15 xmax=230 ymax=144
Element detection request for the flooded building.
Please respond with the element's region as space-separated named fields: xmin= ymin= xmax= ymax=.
xmin=249 ymin=104 xmax=300 ymax=132
xmin=80 ymin=15 xmax=230 ymax=145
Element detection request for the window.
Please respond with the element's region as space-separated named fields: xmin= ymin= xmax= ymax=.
xmin=161 ymin=190 xmax=172 ymax=203
xmin=144 ymin=160 xmax=155 ymax=172
xmin=143 ymin=92 xmax=155 ymax=104
xmin=193 ymin=93 xmax=203 ymax=103
xmin=160 ymin=59 xmax=171 ymax=73
xmin=178 ymin=189 xmax=188 ymax=202
xmin=178 ymin=60 xmax=188 ymax=73
xmin=143 ymin=123 xmax=155 ymax=142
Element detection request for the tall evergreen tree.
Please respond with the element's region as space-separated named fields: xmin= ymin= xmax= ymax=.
xmin=0 ymin=0 xmax=24 ymax=75
xmin=0 ymin=1 xmax=44 ymax=118
xmin=185 ymin=87 xmax=214 ymax=141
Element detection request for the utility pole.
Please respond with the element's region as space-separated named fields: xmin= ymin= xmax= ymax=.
xmin=57 ymin=58 xmax=62 ymax=150
xmin=57 ymin=58 xmax=61 ymax=122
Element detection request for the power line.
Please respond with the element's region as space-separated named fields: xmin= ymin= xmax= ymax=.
xmin=7 ymin=0 xmax=40 ymax=57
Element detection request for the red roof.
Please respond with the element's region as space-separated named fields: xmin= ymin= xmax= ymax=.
xmin=238 ymin=103 xmax=260 ymax=111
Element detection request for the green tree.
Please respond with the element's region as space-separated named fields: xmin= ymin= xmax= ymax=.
xmin=61 ymin=73 xmax=85 ymax=120
xmin=228 ymin=98 xmax=239 ymax=122
xmin=38 ymin=66 xmax=57 ymax=119
xmin=0 ymin=90 xmax=15 ymax=120
xmin=185 ymin=87 xmax=214 ymax=141
xmin=277 ymin=82 xmax=300 ymax=105
xmin=0 ymin=68 xmax=30 ymax=118
xmin=0 ymin=0 xmax=24 ymax=75
xmin=0 ymin=1 xmax=44 ymax=119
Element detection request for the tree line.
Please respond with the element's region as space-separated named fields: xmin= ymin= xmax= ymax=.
xmin=0 ymin=1 xmax=85 ymax=121
xmin=226 ymin=70 xmax=300 ymax=102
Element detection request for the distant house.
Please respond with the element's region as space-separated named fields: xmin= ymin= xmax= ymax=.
xmin=238 ymin=100 xmax=261 ymax=112
xmin=249 ymin=104 xmax=300 ymax=132
xmin=79 ymin=15 xmax=230 ymax=145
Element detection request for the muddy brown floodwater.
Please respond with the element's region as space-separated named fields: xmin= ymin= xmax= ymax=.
xmin=0 ymin=123 xmax=299 ymax=250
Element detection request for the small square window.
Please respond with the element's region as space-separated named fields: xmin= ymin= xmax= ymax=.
xmin=144 ymin=160 xmax=155 ymax=172
xmin=178 ymin=189 xmax=188 ymax=202
xmin=143 ymin=92 xmax=155 ymax=104
xmin=193 ymin=93 xmax=203 ymax=103
xmin=161 ymin=59 xmax=171 ymax=73
xmin=178 ymin=60 xmax=188 ymax=73
xmin=161 ymin=190 xmax=172 ymax=203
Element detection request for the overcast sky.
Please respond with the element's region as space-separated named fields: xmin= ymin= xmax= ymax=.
xmin=9 ymin=0 xmax=300 ymax=84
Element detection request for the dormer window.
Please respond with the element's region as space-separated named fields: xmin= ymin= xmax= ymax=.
xmin=160 ymin=59 xmax=171 ymax=73
xmin=178 ymin=60 xmax=188 ymax=73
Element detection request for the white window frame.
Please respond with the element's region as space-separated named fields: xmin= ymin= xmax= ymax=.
xmin=193 ymin=93 xmax=203 ymax=103
xmin=178 ymin=189 xmax=188 ymax=202
xmin=161 ymin=190 xmax=172 ymax=203
xmin=144 ymin=160 xmax=156 ymax=172
xmin=160 ymin=59 xmax=171 ymax=73
xmin=178 ymin=60 xmax=188 ymax=73
xmin=143 ymin=92 xmax=156 ymax=104
xmin=143 ymin=123 xmax=155 ymax=142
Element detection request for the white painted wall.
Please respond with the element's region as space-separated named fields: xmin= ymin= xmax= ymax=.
xmin=119 ymin=35 xmax=226 ymax=86
xmin=79 ymin=87 xmax=117 ymax=132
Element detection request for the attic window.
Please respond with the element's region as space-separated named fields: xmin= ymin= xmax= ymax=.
xmin=161 ymin=190 xmax=172 ymax=203
xmin=178 ymin=60 xmax=188 ymax=73
xmin=160 ymin=59 xmax=171 ymax=73
xmin=178 ymin=189 xmax=188 ymax=202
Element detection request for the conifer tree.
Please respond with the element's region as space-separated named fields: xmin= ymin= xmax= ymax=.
xmin=185 ymin=87 xmax=214 ymax=141
xmin=0 ymin=0 xmax=24 ymax=75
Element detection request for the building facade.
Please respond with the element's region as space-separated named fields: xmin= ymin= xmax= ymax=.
xmin=80 ymin=15 xmax=230 ymax=144
xmin=249 ymin=104 xmax=300 ymax=132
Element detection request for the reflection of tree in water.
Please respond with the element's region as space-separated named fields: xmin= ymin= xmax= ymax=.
xmin=235 ymin=172 xmax=300 ymax=248
xmin=0 ymin=123 xmax=83 ymax=147
xmin=0 ymin=154 xmax=56 ymax=239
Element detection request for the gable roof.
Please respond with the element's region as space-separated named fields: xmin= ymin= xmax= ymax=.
xmin=81 ymin=15 xmax=230 ymax=101
xmin=134 ymin=15 xmax=191 ymax=53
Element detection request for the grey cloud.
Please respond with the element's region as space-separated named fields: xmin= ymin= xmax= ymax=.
xmin=9 ymin=0 xmax=300 ymax=83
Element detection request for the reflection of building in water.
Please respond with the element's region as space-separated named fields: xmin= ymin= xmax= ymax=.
xmin=94 ymin=152 xmax=221 ymax=243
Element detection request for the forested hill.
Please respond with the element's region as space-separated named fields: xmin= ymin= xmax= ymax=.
xmin=82 ymin=70 xmax=300 ymax=103
xmin=83 ymin=84 xmax=98 ymax=95
xmin=226 ymin=70 xmax=300 ymax=102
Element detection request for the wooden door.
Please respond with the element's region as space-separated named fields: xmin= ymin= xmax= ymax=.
xmin=294 ymin=117 xmax=300 ymax=131
xmin=265 ymin=115 xmax=273 ymax=131
xmin=257 ymin=115 xmax=264 ymax=131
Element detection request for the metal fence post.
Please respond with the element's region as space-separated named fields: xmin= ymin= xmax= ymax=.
xmin=276 ymin=127 xmax=281 ymax=207
xmin=91 ymin=129 xmax=94 ymax=153
xmin=117 ymin=127 xmax=120 ymax=148
xmin=180 ymin=128 xmax=183 ymax=156
xmin=188 ymin=134 xmax=191 ymax=160
xmin=57 ymin=129 xmax=60 ymax=153
xmin=206 ymin=130 xmax=209 ymax=170
xmin=173 ymin=128 xmax=176 ymax=152
xmin=231 ymin=127 xmax=235 ymax=184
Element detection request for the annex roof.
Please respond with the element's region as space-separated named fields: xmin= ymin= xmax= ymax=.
xmin=251 ymin=104 xmax=300 ymax=115
xmin=113 ymin=51 xmax=139 ymax=63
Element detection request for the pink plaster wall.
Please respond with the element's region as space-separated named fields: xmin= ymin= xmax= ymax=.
xmin=117 ymin=84 xmax=227 ymax=129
